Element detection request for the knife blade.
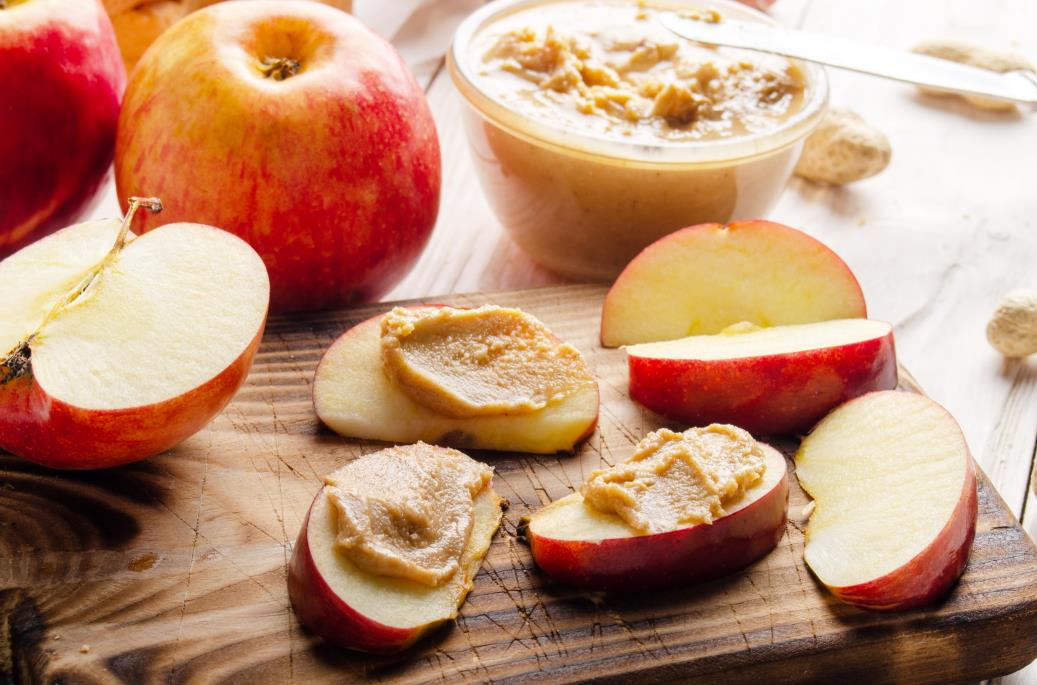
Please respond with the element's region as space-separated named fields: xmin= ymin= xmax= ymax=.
xmin=660 ymin=13 xmax=1037 ymax=108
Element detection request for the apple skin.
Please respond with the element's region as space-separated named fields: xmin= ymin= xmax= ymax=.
xmin=0 ymin=0 xmax=125 ymax=258
xmin=287 ymin=492 xmax=426 ymax=654
xmin=527 ymin=448 xmax=789 ymax=592
xmin=0 ymin=326 xmax=263 ymax=470
xmin=115 ymin=1 xmax=441 ymax=313
xmin=824 ymin=458 xmax=978 ymax=612
xmin=628 ymin=330 xmax=898 ymax=436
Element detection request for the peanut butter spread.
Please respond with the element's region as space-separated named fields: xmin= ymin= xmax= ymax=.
xmin=476 ymin=2 xmax=805 ymax=143
xmin=380 ymin=305 xmax=595 ymax=419
xmin=581 ymin=424 xmax=765 ymax=534
xmin=324 ymin=443 xmax=493 ymax=587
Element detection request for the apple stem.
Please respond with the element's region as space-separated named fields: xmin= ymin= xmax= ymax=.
xmin=260 ymin=57 xmax=301 ymax=81
xmin=0 ymin=197 xmax=163 ymax=385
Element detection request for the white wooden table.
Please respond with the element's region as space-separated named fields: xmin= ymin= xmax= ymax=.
xmin=87 ymin=0 xmax=1037 ymax=680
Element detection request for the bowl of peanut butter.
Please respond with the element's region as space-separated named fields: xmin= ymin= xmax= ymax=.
xmin=449 ymin=0 xmax=828 ymax=280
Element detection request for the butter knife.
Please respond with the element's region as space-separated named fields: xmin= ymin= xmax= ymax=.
xmin=660 ymin=13 xmax=1037 ymax=109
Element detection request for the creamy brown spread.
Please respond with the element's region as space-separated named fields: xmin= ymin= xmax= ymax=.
xmin=476 ymin=2 xmax=805 ymax=143
xmin=324 ymin=443 xmax=493 ymax=587
xmin=380 ymin=305 xmax=595 ymax=419
xmin=581 ymin=424 xmax=765 ymax=534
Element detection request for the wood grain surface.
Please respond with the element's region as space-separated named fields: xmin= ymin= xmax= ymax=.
xmin=2 ymin=285 xmax=1037 ymax=685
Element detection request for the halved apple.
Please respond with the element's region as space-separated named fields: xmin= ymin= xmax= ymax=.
xmin=526 ymin=444 xmax=788 ymax=591
xmin=313 ymin=309 xmax=599 ymax=453
xmin=287 ymin=481 xmax=503 ymax=653
xmin=0 ymin=201 xmax=269 ymax=469
xmin=627 ymin=319 xmax=898 ymax=435
xmin=600 ymin=220 xmax=867 ymax=348
xmin=795 ymin=391 xmax=978 ymax=611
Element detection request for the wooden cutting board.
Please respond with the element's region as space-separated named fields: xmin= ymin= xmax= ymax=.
xmin=3 ymin=284 xmax=1037 ymax=684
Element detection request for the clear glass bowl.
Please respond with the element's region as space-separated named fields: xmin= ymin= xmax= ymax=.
xmin=448 ymin=0 xmax=829 ymax=281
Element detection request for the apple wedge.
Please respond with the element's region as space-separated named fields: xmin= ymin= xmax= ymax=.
xmin=0 ymin=199 xmax=269 ymax=469
xmin=313 ymin=309 xmax=599 ymax=453
xmin=526 ymin=444 xmax=788 ymax=591
xmin=795 ymin=391 xmax=978 ymax=611
xmin=627 ymin=319 xmax=898 ymax=435
xmin=600 ymin=220 xmax=867 ymax=348
xmin=287 ymin=481 xmax=503 ymax=653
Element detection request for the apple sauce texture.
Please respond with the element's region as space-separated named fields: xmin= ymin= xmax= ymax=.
xmin=581 ymin=424 xmax=766 ymax=534
xmin=457 ymin=1 xmax=812 ymax=279
xmin=324 ymin=443 xmax=493 ymax=586
xmin=380 ymin=305 xmax=595 ymax=418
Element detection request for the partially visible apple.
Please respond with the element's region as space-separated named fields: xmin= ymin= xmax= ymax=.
xmin=0 ymin=0 xmax=125 ymax=257
xmin=795 ymin=391 xmax=978 ymax=611
xmin=627 ymin=319 xmax=898 ymax=435
xmin=313 ymin=308 xmax=600 ymax=454
xmin=288 ymin=479 xmax=503 ymax=653
xmin=0 ymin=199 xmax=269 ymax=469
xmin=526 ymin=444 xmax=788 ymax=591
xmin=115 ymin=0 xmax=440 ymax=312
xmin=600 ymin=221 xmax=867 ymax=348
xmin=102 ymin=0 xmax=355 ymax=71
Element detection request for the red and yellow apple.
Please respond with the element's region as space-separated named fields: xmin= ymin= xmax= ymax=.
xmin=0 ymin=200 xmax=269 ymax=469
xmin=102 ymin=0 xmax=354 ymax=71
xmin=115 ymin=0 xmax=440 ymax=312
xmin=627 ymin=319 xmax=898 ymax=435
xmin=0 ymin=0 xmax=125 ymax=258
xmin=526 ymin=444 xmax=788 ymax=591
xmin=288 ymin=478 xmax=503 ymax=653
xmin=600 ymin=220 xmax=867 ymax=348
xmin=313 ymin=308 xmax=600 ymax=454
xmin=795 ymin=391 xmax=978 ymax=611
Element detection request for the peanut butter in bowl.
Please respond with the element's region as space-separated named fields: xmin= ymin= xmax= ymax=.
xmin=448 ymin=0 xmax=828 ymax=280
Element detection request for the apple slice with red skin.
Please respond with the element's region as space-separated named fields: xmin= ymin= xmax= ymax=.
xmin=627 ymin=319 xmax=898 ymax=435
xmin=526 ymin=445 xmax=788 ymax=592
xmin=600 ymin=220 xmax=867 ymax=348
xmin=0 ymin=200 xmax=269 ymax=469
xmin=313 ymin=308 xmax=599 ymax=454
xmin=795 ymin=391 xmax=978 ymax=611
xmin=288 ymin=482 xmax=503 ymax=653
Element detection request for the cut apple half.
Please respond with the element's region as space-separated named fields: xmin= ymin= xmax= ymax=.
xmin=795 ymin=391 xmax=978 ymax=611
xmin=600 ymin=220 xmax=867 ymax=348
xmin=313 ymin=309 xmax=600 ymax=454
xmin=526 ymin=444 xmax=788 ymax=591
xmin=287 ymin=482 xmax=503 ymax=653
xmin=627 ymin=319 xmax=898 ymax=435
xmin=0 ymin=199 xmax=270 ymax=469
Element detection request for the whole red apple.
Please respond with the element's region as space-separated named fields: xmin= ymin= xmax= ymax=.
xmin=114 ymin=1 xmax=441 ymax=312
xmin=0 ymin=0 xmax=125 ymax=257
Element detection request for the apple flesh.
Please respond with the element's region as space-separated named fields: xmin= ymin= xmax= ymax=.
xmin=795 ymin=391 xmax=978 ymax=611
xmin=627 ymin=319 xmax=898 ymax=435
xmin=115 ymin=0 xmax=440 ymax=312
xmin=313 ymin=309 xmax=599 ymax=454
xmin=288 ymin=482 xmax=503 ymax=653
xmin=600 ymin=221 xmax=867 ymax=348
xmin=0 ymin=0 xmax=125 ymax=258
xmin=526 ymin=445 xmax=788 ymax=591
xmin=0 ymin=203 xmax=269 ymax=469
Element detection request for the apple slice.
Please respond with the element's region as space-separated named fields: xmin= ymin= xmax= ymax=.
xmin=795 ymin=391 xmax=978 ymax=611
xmin=627 ymin=319 xmax=898 ymax=435
xmin=288 ymin=481 xmax=503 ymax=653
xmin=600 ymin=220 xmax=867 ymax=348
xmin=0 ymin=199 xmax=269 ymax=469
xmin=526 ymin=444 xmax=788 ymax=591
xmin=313 ymin=309 xmax=599 ymax=454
